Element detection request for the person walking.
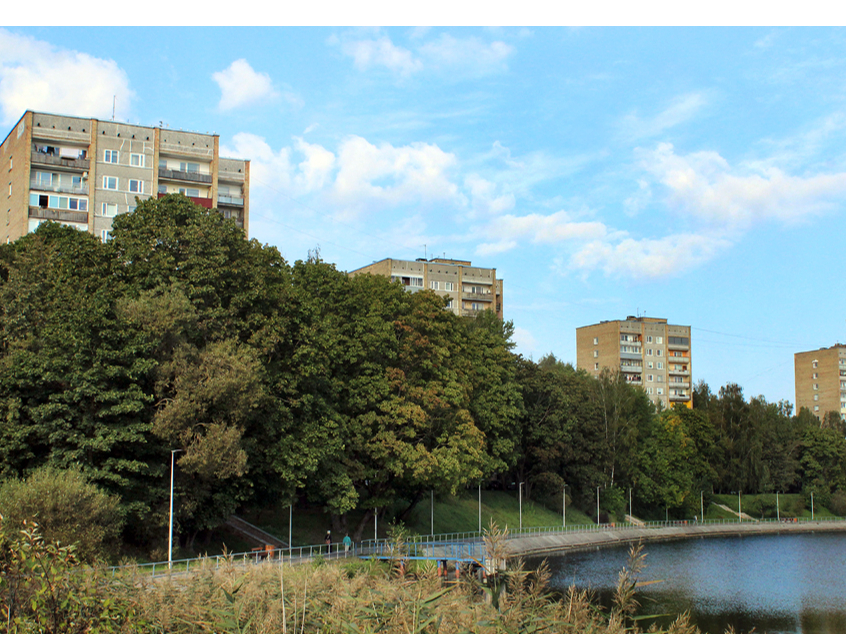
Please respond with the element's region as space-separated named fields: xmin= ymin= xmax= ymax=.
xmin=343 ymin=533 xmax=352 ymax=555
xmin=324 ymin=530 xmax=332 ymax=554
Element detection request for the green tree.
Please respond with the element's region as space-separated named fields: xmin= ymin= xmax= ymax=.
xmin=0 ymin=466 xmax=123 ymax=561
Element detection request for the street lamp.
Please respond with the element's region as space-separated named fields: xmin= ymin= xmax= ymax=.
xmin=738 ymin=491 xmax=742 ymax=522
xmin=168 ymin=449 xmax=183 ymax=570
xmin=776 ymin=491 xmax=780 ymax=522
xmin=596 ymin=486 xmax=600 ymax=525
xmin=519 ymin=482 xmax=524 ymax=532
xmin=562 ymin=484 xmax=568 ymax=528
xmin=289 ymin=503 xmax=293 ymax=547
xmin=811 ymin=492 xmax=815 ymax=520
xmin=700 ymin=491 xmax=704 ymax=522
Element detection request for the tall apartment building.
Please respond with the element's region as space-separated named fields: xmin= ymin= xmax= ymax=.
xmin=576 ymin=316 xmax=692 ymax=409
xmin=794 ymin=345 xmax=846 ymax=420
xmin=348 ymin=257 xmax=504 ymax=319
xmin=1 ymin=111 xmax=249 ymax=243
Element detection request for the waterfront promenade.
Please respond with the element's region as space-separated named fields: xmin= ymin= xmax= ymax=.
xmin=506 ymin=519 xmax=846 ymax=558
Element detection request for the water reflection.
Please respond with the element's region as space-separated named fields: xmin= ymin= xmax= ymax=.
xmin=527 ymin=533 xmax=846 ymax=634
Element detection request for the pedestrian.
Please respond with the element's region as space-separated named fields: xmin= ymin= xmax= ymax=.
xmin=325 ymin=530 xmax=331 ymax=554
xmin=343 ymin=533 xmax=352 ymax=555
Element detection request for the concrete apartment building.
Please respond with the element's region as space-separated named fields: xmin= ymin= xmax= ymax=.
xmin=1 ymin=111 xmax=249 ymax=243
xmin=348 ymin=257 xmax=504 ymax=319
xmin=576 ymin=316 xmax=692 ymax=409
xmin=794 ymin=345 xmax=846 ymax=420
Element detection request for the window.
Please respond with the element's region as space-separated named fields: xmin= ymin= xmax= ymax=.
xmin=178 ymin=187 xmax=200 ymax=197
xmin=128 ymin=205 xmax=136 ymax=214
xmin=34 ymin=171 xmax=55 ymax=188
xmin=657 ymin=388 xmax=664 ymax=395
xmin=646 ymin=349 xmax=653 ymax=356
xmin=813 ymin=373 xmax=819 ymax=379
xmin=101 ymin=229 xmax=110 ymax=241
xmin=445 ymin=298 xmax=453 ymax=309
xmin=593 ymin=350 xmax=599 ymax=358
xmin=179 ymin=161 xmax=200 ymax=173
xmin=158 ymin=184 xmax=167 ymax=194
xmin=657 ymin=362 xmax=663 ymax=369
xmin=647 ymin=361 xmax=654 ymax=369
xmin=409 ymin=277 xmax=423 ymax=288
xmin=594 ymin=363 xmax=599 ymax=370
xmin=470 ymin=302 xmax=483 ymax=310
xmin=656 ymin=349 xmax=663 ymax=357
xmin=813 ymin=360 xmax=819 ymax=368
xmin=430 ymin=281 xmax=440 ymax=290
xmin=668 ymin=336 xmax=687 ymax=346
xmin=100 ymin=203 xmax=118 ymax=217
xmin=593 ymin=337 xmax=599 ymax=345
xmin=29 ymin=193 xmax=86 ymax=210
xmin=159 ymin=158 xmax=167 ymax=170
xmin=647 ymin=374 xmax=654 ymax=382
xmin=656 ymin=336 xmax=663 ymax=344
xmin=814 ymin=394 xmax=819 ymax=401
xmin=103 ymin=150 xmax=118 ymax=163
xmin=8 ymin=156 xmax=12 ymax=170
xmin=103 ymin=176 xmax=118 ymax=190
xmin=646 ymin=336 xmax=653 ymax=343
xmin=656 ymin=375 xmax=663 ymax=382
xmin=814 ymin=383 xmax=819 ymax=391
xmin=443 ymin=281 xmax=455 ymax=291
xmin=129 ymin=179 xmax=143 ymax=194
xmin=646 ymin=387 xmax=653 ymax=395
xmin=814 ymin=405 xmax=820 ymax=412
xmin=130 ymin=153 xmax=145 ymax=167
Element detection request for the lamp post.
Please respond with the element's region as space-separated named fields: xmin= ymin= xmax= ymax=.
xmin=700 ymin=491 xmax=704 ymax=522
xmin=289 ymin=503 xmax=293 ymax=547
xmin=738 ymin=491 xmax=742 ymax=522
xmin=168 ymin=449 xmax=183 ymax=570
xmin=478 ymin=484 xmax=482 ymax=533
xmin=563 ymin=484 xmax=568 ymax=528
xmin=374 ymin=508 xmax=378 ymax=541
xmin=811 ymin=492 xmax=815 ymax=520
xmin=629 ymin=487 xmax=633 ymax=522
xmin=596 ymin=486 xmax=600 ymax=525
xmin=519 ymin=482 xmax=524 ymax=532
xmin=776 ymin=491 xmax=780 ymax=521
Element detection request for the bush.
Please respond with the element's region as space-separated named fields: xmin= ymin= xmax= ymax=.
xmin=829 ymin=490 xmax=846 ymax=516
xmin=0 ymin=466 xmax=124 ymax=562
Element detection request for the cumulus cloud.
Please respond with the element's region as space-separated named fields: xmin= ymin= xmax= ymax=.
xmin=0 ymin=29 xmax=133 ymax=126
xmin=212 ymin=59 xmax=278 ymax=111
xmin=569 ymin=232 xmax=733 ymax=280
xmin=464 ymin=174 xmax=515 ymax=217
xmin=637 ymin=142 xmax=846 ymax=229
xmin=477 ymin=210 xmax=609 ymax=255
xmin=341 ymin=36 xmax=422 ymax=76
xmin=331 ymin=135 xmax=461 ymax=214
xmin=293 ymin=137 xmax=335 ymax=192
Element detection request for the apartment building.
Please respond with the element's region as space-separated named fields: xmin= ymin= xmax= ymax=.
xmin=348 ymin=257 xmax=504 ymax=319
xmin=1 ymin=111 xmax=249 ymax=243
xmin=576 ymin=316 xmax=692 ymax=409
xmin=794 ymin=345 xmax=846 ymax=420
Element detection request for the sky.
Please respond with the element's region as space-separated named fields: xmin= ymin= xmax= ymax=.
xmin=1 ymin=25 xmax=844 ymax=407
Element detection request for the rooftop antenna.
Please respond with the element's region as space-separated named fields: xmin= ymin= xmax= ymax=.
xmin=424 ymin=244 xmax=427 ymax=260
xmin=112 ymin=96 xmax=116 ymax=121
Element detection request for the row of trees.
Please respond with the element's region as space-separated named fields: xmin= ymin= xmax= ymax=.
xmin=0 ymin=195 xmax=843 ymax=558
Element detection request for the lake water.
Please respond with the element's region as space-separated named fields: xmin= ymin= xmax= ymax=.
xmin=526 ymin=533 xmax=846 ymax=634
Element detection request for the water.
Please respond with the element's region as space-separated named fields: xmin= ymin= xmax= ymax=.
xmin=527 ymin=533 xmax=846 ymax=634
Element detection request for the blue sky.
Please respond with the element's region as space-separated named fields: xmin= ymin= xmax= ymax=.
xmin=1 ymin=26 xmax=844 ymax=406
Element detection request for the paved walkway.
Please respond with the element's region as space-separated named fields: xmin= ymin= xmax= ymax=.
xmin=506 ymin=520 xmax=846 ymax=558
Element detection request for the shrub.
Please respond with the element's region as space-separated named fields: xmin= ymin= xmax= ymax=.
xmin=0 ymin=466 xmax=124 ymax=562
xmin=829 ymin=490 xmax=846 ymax=516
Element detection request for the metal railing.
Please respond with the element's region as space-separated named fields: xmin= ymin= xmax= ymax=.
xmin=106 ymin=515 xmax=846 ymax=579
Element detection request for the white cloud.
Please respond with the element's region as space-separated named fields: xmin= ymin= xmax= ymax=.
xmin=419 ymin=34 xmax=514 ymax=76
xmin=637 ymin=142 xmax=846 ymax=229
xmin=464 ymin=174 xmax=515 ymax=218
xmin=335 ymin=30 xmax=514 ymax=79
xmin=477 ymin=210 xmax=609 ymax=255
xmin=620 ymin=92 xmax=708 ymax=140
xmin=331 ymin=135 xmax=461 ymax=214
xmin=0 ymin=29 xmax=133 ymax=127
xmin=222 ymin=132 xmax=293 ymax=192
xmin=512 ymin=326 xmax=538 ymax=354
xmin=341 ymin=36 xmax=422 ymax=77
xmin=293 ymin=137 xmax=335 ymax=192
xmin=212 ymin=59 xmax=278 ymax=111
xmin=570 ymin=232 xmax=733 ymax=280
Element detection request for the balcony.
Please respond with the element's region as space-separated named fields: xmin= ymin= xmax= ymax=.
xmin=620 ymin=351 xmax=642 ymax=360
xmin=158 ymin=192 xmax=212 ymax=208
xmin=217 ymin=195 xmax=244 ymax=206
xmin=31 ymin=150 xmax=89 ymax=170
xmin=668 ymin=342 xmax=690 ymax=351
xmin=30 ymin=180 xmax=88 ymax=196
xmin=29 ymin=206 xmax=88 ymax=224
xmin=669 ymin=394 xmax=691 ymax=402
xmin=158 ymin=168 xmax=212 ymax=184
xmin=669 ymin=368 xmax=690 ymax=376
xmin=620 ymin=364 xmax=643 ymax=373
xmin=461 ymin=291 xmax=493 ymax=301
xmin=669 ymin=381 xmax=690 ymax=389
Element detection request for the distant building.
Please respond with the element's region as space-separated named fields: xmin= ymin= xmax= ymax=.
xmin=0 ymin=110 xmax=249 ymax=243
xmin=348 ymin=257 xmax=503 ymax=319
xmin=576 ymin=316 xmax=692 ymax=409
xmin=794 ymin=345 xmax=846 ymax=420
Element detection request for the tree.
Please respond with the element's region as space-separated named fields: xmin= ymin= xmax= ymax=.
xmin=0 ymin=466 xmax=123 ymax=561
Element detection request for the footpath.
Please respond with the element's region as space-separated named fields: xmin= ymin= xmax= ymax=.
xmin=506 ymin=520 xmax=846 ymax=558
